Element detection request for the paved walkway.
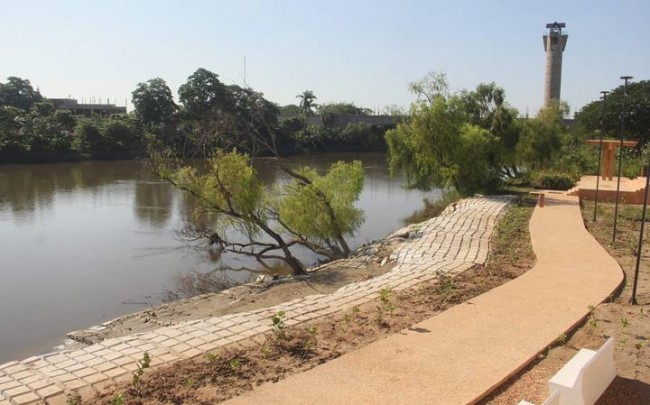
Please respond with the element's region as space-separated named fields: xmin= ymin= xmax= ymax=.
xmin=221 ymin=193 xmax=624 ymax=405
xmin=0 ymin=196 xmax=513 ymax=405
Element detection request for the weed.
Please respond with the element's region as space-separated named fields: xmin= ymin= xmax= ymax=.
xmin=306 ymin=326 xmax=318 ymax=335
xmin=376 ymin=288 xmax=396 ymax=326
xmin=634 ymin=341 xmax=646 ymax=350
xmin=556 ymin=333 xmax=568 ymax=345
xmin=230 ymin=358 xmax=241 ymax=371
xmin=379 ymin=288 xmax=395 ymax=313
xmin=271 ymin=310 xmax=287 ymax=340
xmin=261 ymin=346 xmax=272 ymax=356
xmin=619 ymin=338 xmax=628 ymax=349
xmin=111 ymin=392 xmax=124 ymax=405
xmin=206 ymin=353 xmax=219 ymax=364
xmin=436 ymin=270 xmax=456 ymax=296
xmin=66 ymin=394 xmax=81 ymax=405
xmin=352 ymin=306 xmax=360 ymax=315
xmin=132 ymin=352 xmax=151 ymax=390
xmin=184 ymin=378 xmax=197 ymax=389
xmin=588 ymin=317 xmax=599 ymax=332
xmin=640 ymin=308 xmax=647 ymax=318
xmin=343 ymin=314 xmax=352 ymax=327
xmin=620 ymin=318 xmax=630 ymax=328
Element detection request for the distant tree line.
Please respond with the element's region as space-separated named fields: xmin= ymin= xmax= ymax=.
xmin=0 ymin=77 xmax=143 ymax=163
xmin=0 ymin=71 xmax=393 ymax=164
xmin=131 ymin=69 xmax=392 ymax=158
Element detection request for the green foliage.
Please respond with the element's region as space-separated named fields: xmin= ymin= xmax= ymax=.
xmin=317 ymin=102 xmax=371 ymax=116
xmin=132 ymin=352 xmax=151 ymax=389
xmin=386 ymin=80 xmax=504 ymax=195
xmin=436 ymin=270 xmax=456 ymax=296
xmin=178 ymin=68 xmax=231 ymax=119
xmin=531 ymin=171 xmax=575 ymax=190
xmin=277 ymin=160 xmax=364 ymax=251
xmin=206 ymin=353 xmax=219 ymax=364
xmin=386 ymin=96 xmax=461 ymax=191
xmin=159 ymin=149 xmax=365 ymax=274
xmin=576 ymin=80 xmax=650 ymax=145
xmin=132 ymin=78 xmax=177 ymax=129
xmin=297 ymin=90 xmax=318 ymax=116
xmin=0 ymin=76 xmax=43 ymax=110
xmin=111 ymin=392 xmax=124 ymax=405
xmin=271 ymin=310 xmax=287 ymax=340
xmin=517 ymin=102 xmax=566 ymax=169
xmin=376 ymin=287 xmax=396 ymax=326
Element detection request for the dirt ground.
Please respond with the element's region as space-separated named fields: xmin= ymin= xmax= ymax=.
xmin=480 ymin=200 xmax=650 ymax=405
xmin=73 ymin=198 xmax=536 ymax=405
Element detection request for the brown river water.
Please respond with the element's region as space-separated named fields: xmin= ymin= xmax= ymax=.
xmin=0 ymin=153 xmax=439 ymax=363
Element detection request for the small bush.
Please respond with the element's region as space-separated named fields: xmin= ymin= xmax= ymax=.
xmin=531 ymin=171 xmax=575 ymax=190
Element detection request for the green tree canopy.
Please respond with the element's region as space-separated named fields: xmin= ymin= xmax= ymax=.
xmin=158 ymin=150 xmax=365 ymax=275
xmin=575 ymin=80 xmax=650 ymax=145
xmin=386 ymin=73 xmax=507 ymax=195
xmin=297 ymin=90 xmax=318 ymax=116
xmin=178 ymin=68 xmax=232 ymax=119
xmin=132 ymin=78 xmax=177 ymax=128
xmin=317 ymin=102 xmax=371 ymax=116
xmin=0 ymin=77 xmax=43 ymax=110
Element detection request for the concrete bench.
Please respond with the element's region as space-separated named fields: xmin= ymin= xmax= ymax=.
xmin=548 ymin=337 xmax=616 ymax=405
xmin=518 ymin=390 xmax=560 ymax=405
xmin=529 ymin=191 xmax=545 ymax=207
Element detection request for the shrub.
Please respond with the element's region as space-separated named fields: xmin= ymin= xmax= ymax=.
xmin=531 ymin=171 xmax=575 ymax=190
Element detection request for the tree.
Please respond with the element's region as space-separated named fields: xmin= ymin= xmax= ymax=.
xmin=156 ymin=150 xmax=365 ymax=275
xmin=408 ymin=71 xmax=449 ymax=103
xmin=296 ymin=90 xmax=318 ymax=116
xmin=278 ymin=104 xmax=302 ymax=117
xmin=317 ymin=102 xmax=371 ymax=116
xmin=0 ymin=77 xmax=43 ymax=110
xmin=385 ymin=73 xmax=504 ymax=195
xmin=17 ymin=101 xmax=73 ymax=153
xmin=178 ymin=68 xmax=232 ymax=119
xmin=0 ymin=106 xmax=24 ymax=156
xmin=575 ymin=80 xmax=650 ymax=145
xmin=132 ymin=78 xmax=177 ymax=128
xmin=517 ymin=102 xmax=566 ymax=169
xmin=457 ymin=82 xmax=522 ymax=176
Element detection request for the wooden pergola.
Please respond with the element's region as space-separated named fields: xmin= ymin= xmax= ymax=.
xmin=586 ymin=139 xmax=638 ymax=180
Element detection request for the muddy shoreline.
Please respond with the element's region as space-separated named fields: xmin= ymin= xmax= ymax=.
xmin=66 ymin=224 xmax=419 ymax=345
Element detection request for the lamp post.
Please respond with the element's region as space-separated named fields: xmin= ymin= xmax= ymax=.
xmin=593 ymin=91 xmax=609 ymax=222
xmin=612 ymin=76 xmax=633 ymax=243
xmin=631 ymin=164 xmax=648 ymax=305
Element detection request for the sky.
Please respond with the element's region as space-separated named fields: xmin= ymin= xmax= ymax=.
xmin=1 ymin=0 xmax=648 ymax=115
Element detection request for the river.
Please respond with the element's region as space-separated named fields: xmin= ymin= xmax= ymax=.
xmin=0 ymin=153 xmax=439 ymax=363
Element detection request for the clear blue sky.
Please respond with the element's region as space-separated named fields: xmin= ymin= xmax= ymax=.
xmin=1 ymin=0 xmax=648 ymax=115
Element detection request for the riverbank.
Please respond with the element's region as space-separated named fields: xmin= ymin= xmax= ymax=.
xmin=63 ymin=195 xmax=525 ymax=405
xmin=0 ymin=153 xmax=435 ymax=364
xmin=66 ymin=235 xmax=404 ymax=345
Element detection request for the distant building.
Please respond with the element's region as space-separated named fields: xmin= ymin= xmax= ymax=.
xmin=48 ymin=98 xmax=127 ymax=116
xmin=543 ymin=22 xmax=568 ymax=107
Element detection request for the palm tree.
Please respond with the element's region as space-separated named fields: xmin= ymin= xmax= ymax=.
xmin=296 ymin=90 xmax=318 ymax=116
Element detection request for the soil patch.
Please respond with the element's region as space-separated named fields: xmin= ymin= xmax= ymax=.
xmin=76 ymin=197 xmax=535 ymax=405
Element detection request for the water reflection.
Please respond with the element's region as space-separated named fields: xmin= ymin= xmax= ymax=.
xmin=133 ymin=181 xmax=174 ymax=229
